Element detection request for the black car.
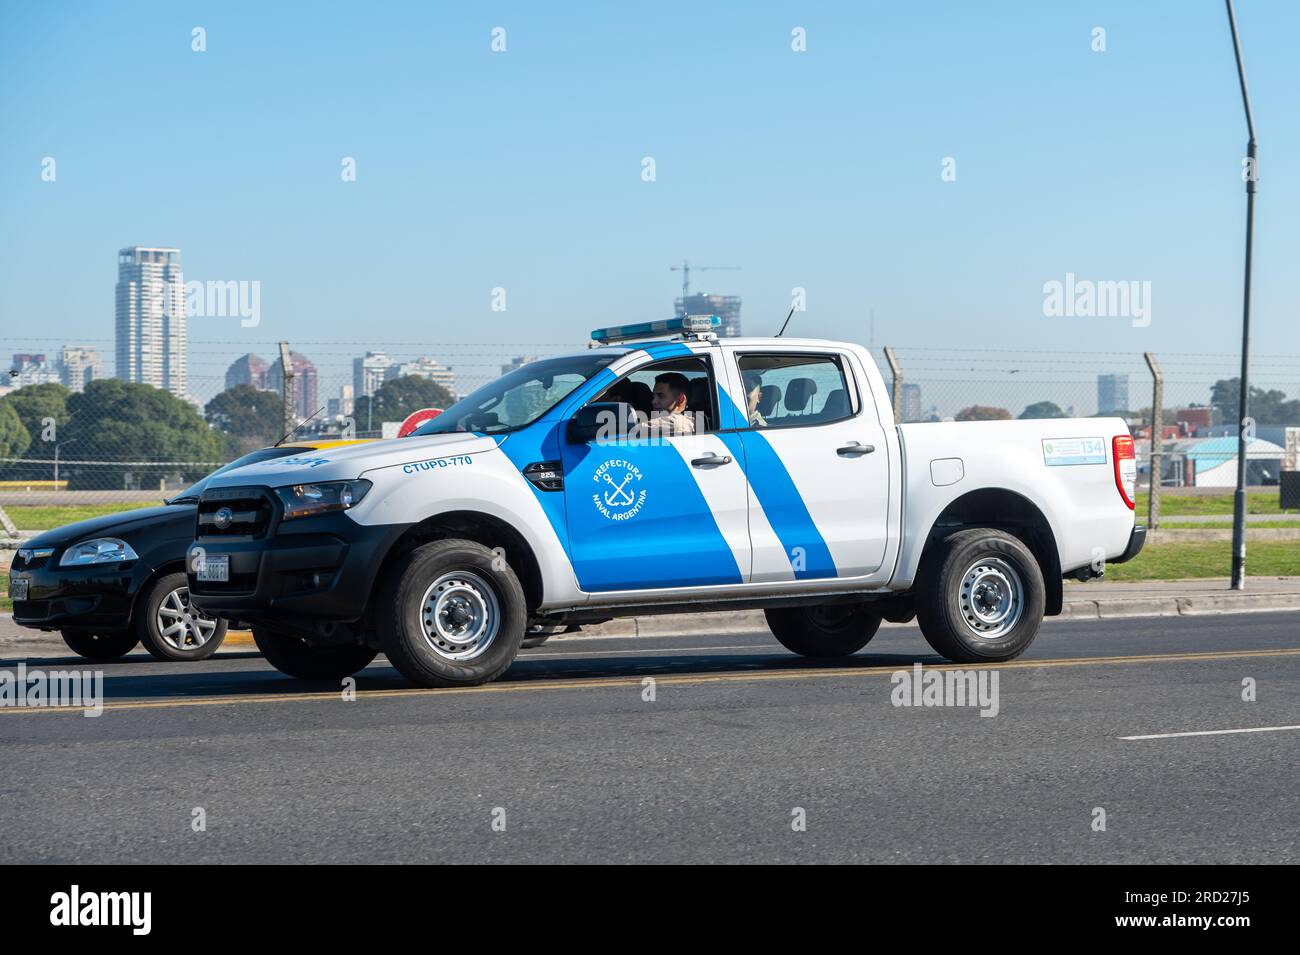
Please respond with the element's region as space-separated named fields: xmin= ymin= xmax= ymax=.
xmin=8 ymin=442 xmax=363 ymax=662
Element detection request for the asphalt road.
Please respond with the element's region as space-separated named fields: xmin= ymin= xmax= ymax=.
xmin=2 ymin=612 xmax=1297 ymax=864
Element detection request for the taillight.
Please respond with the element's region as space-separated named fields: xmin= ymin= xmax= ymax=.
xmin=1113 ymin=435 xmax=1136 ymax=510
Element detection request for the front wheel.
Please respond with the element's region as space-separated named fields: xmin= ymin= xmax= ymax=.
xmin=914 ymin=528 xmax=1046 ymax=663
xmin=251 ymin=627 xmax=378 ymax=680
xmin=380 ymin=539 xmax=526 ymax=687
xmin=765 ymin=603 xmax=882 ymax=658
xmin=137 ymin=572 xmax=228 ymax=662
xmin=60 ymin=630 xmax=138 ymax=661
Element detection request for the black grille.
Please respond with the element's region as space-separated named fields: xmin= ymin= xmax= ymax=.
xmin=197 ymin=487 xmax=274 ymax=539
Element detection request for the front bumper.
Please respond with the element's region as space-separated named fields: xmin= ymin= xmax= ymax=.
xmin=186 ymin=508 xmax=405 ymax=626
xmin=8 ymin=559 xmax=137 ymax=633
xmin=1110 ymin=524 xmax=1147 ymax=565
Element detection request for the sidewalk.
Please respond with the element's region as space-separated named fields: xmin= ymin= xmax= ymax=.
xmin=4 ymin=578 xmax=1298 ymax=659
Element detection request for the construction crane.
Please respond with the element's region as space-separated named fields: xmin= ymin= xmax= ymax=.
xmin=670 ymin=260 xmax=741 ymax=302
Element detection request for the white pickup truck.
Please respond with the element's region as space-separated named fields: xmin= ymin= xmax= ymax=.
xmin=188 ymin=316 xmax=1144 ymax=687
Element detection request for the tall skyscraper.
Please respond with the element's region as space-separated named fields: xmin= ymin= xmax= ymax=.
xmin=59 ymin=345 xmax=103 ymax=393
xmin=674 ymin=292 xmax=742 ymax=336
xmin=268 ymin=351 xmax=320 ymax=421
xmin=115 ymin=246 xmax=187 ymax=397
xmin=225 ymin=353 xmax=270 ymax=392
xmin=353 ymin=351 xmax=394 ymax=399
xmin=1097 ymin=374 xmax=1130 ymax=415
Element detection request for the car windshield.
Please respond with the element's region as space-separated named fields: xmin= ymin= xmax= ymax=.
xmin=167 ymin=446 xmax=309 ymax=503
xmin=409 ymin=353 xmax=618 ymax=436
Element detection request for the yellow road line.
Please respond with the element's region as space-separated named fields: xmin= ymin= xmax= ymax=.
xmin=3 ymin=646 xmax=1298 ymax=715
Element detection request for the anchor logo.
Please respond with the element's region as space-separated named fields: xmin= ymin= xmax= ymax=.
xmin=592 ymin=459 xmax=647 ymax=520
xmin=602 ymin=471 xmax=636 ymax=506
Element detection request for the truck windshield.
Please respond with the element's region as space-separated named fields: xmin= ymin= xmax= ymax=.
xmin=409 ymin=353 xmax=618 ymax=436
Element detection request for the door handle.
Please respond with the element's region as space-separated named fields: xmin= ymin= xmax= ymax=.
xmin=837 ymin=442 xmax=875 ymax=456
xmin=691 ymin=453 xmax=732 ymax=468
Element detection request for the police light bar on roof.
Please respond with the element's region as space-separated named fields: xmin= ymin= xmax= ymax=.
xmin=590 ymin=314 xmax=720 ymax=344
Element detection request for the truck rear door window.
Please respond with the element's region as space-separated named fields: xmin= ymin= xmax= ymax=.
xmin=737 ymin=353 xmax=856 ymax=429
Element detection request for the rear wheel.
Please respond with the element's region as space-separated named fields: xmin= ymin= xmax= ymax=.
xmin=914 ymin=528 xmax=1045 ymax=663
xmin=765 ymin=603 xmax=882 ymax=658
xmin=251 ymin=627 xmax=377 ymax=680
xmin=380 ymin=539 xmax=526 ymax=687
xmin=136 ymin=572 xmax=227 ymax=662
xmin=60 ymin=630 xmax=138 ymax=661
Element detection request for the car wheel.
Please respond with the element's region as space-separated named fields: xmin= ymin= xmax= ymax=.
xmin=60 ymin=629 xmax=138 ymax=661
xmin=251 ymin=626 xmax=378 ymax=680
xmin=137 ymin=572 xmax=228 ymax=662
xmin=764 ymin=603 xmax=882 ymax=657
xmin=914 ymin=528 xmax=1046 ymax=663
xmin=380 ymin=539 xmax=526 ymax=688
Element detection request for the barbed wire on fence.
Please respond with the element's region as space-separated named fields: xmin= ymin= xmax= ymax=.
xmin=3 ymin=340 xmax=1299 ymax=507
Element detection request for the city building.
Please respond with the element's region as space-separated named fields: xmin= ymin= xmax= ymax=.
xmin=1174 ymin=406 xmax=1218 ymax=435
xmin=902 ymin=383 xmax=923 ymax=422
xmin=225 ymin=353 xmax=270 ymax=392
xmin=353 ymin=351 xmax=394 ymax=399
xmin=267 ymin=350 xmax=320 ymax=421
xmin=675 ymin=293 xmax=742 ymax=337
xmin=9 ymin=353 xmax=62 ymax=388
xmin=501 ymin=355 xmax=538 ymax=376
xmin=59 ymin=345 xmax=103 ymax=393
xmin=394 ymin=355 xmax=457 ymax=398
xmin=115 ymin=246 xmax=187 ymax=398
xmin=1097 ymin=373 xmax=1130 ymax=415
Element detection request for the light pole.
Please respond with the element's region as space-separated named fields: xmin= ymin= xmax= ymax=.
xmin=1225 ymin=0 xmax=1257 ymax=591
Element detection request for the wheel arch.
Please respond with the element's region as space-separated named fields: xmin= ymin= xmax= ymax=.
xmin=916 ymin=487 xmax=1063 ymax=616
xmin=126 ymin=557 xmax=190 ymax=627
xmin=367 ymin=510 xmax=545 ymax=621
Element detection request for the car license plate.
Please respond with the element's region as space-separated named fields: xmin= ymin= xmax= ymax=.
xmin=197 ymin=555 xmax=229 ymax=582
xmin=8 ymin=577 xmax=29 ymax=601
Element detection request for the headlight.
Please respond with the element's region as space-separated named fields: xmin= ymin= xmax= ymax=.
xmin=59 ymin=538 xmax=139 ymax=566
xmin=274 ymin=479 xmax=372 ymax=521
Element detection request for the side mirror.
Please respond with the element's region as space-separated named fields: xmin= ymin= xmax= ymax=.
xmin=567 ymin=402 xmax=639 ymax=443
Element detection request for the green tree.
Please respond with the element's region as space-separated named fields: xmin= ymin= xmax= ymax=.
xmin=1019 ymin=401 xmax=1066 ymax=420
xmin=355 ymin=375 xmax=455 ymax=429
xmin=205 ymin=384 xmax=284 ymax=454
xmin=956 ymin=405 xmax=1013 ymax=421
xmin=61 ymin=380 xmax=224 ymax=490
xmin=0 ymin=382 xmax=69 ymax=448
xmin=1211 ymin=378 xmax=1300 ymax=426
xmin=0 ymin=400 xmax=30 ymax=461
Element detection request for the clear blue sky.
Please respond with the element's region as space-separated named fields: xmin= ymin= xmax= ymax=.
xmin=2 ymin=1 xmax=1297 ymax=406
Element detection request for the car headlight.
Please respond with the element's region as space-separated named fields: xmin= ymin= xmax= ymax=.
xmin=274 ymin=479 xmax=372 ymax=521
xmin=59 ymin=538 xmax=139 ymax=566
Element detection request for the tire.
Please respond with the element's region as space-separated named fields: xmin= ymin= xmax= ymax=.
xmin=914 ymin=528 xmax=1045 ymax=663
xmin=251 ymin=626 xmax=378 ymax=681
xmin=380 ymin=539 xmax=526 ymax=688
xmin=136 ymin=572 xmax=228 ymax=662
xmin=765 ymin=603 xmax=882 ymax=658
xmin=60 ymin=629 xmax=138 ymax=661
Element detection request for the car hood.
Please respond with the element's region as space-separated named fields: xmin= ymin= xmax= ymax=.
xmin=24 ymin=505 xmax=195 ymax=549
xmin=202 ymin=432 xmax=502 ymax=490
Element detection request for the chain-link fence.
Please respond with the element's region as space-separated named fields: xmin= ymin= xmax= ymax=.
xmin=3 ymin=338 xmax=1299 ymax=533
